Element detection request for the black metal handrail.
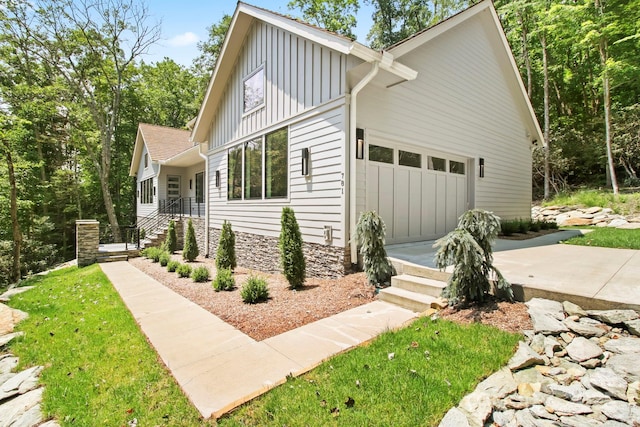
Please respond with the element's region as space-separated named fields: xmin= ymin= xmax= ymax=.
xmin=99 ymin=225 xmax=140 ymax=249
xmin=135 ymin=198 xmax=205 ymax=245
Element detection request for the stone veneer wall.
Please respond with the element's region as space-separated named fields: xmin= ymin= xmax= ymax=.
xmin=76 ymin=219 xmax=99 ymax=267
xmin=208 ymin=228 xmax=351 ymax=278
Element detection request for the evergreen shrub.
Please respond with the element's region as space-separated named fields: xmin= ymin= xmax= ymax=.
xmin=216 ymin=220 xmax=237 ymax=271
xmin=182 ymin=219 xmax=199 ymax=262
xmin=166 ymin=260 xmax=180 ymax=272
xmin=212 ymin=268 xmax=235 ymax=292
xmin=176 ymin=264 xmax=192 ymax=278
xmin=518 ymin=218 xmax=531 ymax=234
xmin=159 ymin=251 xmax=171 ymax=266
xmin=191 ymin=266 xmax=210 ymax=283
xmin=278 ymin=207 xmax=306 ymax=289
xmin=241 ymin=275 xmax=269 ymax=304
xmin=500 ymin=220 xmax=520 ymax=236
xmin=162 ymin=220 xmax=177 ymax=253
xmin=355 ymin=211 xmax=393 ymax=287
xmin=435 ymin=209 xmax=512 ymax=305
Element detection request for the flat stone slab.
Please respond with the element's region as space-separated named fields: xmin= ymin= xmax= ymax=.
xmin=0 ymin=387 xmax=43 ymax=426
xmin=604 ymin=336 xmax=640 ymax=354
xmin=587 ymin=310 xmax=639 ymax=325
xmin=0 ymin=332 xmax=24 ymax=348
xmin=0 ymin=286 xmax=35 ymax=302
xmin=566 ymin=337 xmax=603 ymax=362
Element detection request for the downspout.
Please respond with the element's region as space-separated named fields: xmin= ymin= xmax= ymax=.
xmin=198 ymin=143 xmax=210 ymax=257
xmin=349 ymin=61 xmax=379 ymax=264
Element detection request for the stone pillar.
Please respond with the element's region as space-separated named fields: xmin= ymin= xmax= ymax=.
xmin=76 ymin=220 xmax=99 ymax=267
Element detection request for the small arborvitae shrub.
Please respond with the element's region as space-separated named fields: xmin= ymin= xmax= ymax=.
xmin=529 ymin=219 xmax=542 ymax=232
xmin=166 ymin=260 xmax=180 ymax=272
xmin=159 ymin=251 xmax=171 ymax=267
xmin=518 ymin=218 xmax=531 ymax=234
xmin=435 ymin=209 xmax=512 ymax=305
xmin=212 ymin=268 xmax=235 ymax=292
xmin=176 ymin=264 xmax=192 ymax=278
xmin=241 ymin=275 xmax=270 ymax=304
xmin=182 ymin=219 xmax=199 ymax=262
xmin=162 ymin=220 xmax=177 ymax=253
xmin=216 ymin=220 xmax=237 ymax=271
xmin=355 ymin=211 xmax=393 ymax=287
xmin=191 ymin=266 xmax=210 ymax=283
xmin=278 ymin=207 xmax=306 ymax=289
xmin=500 ymin=219 xmax=520 ymax=236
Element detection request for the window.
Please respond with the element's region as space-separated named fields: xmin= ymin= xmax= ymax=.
xmin=428 ymin=156 xmax=446 ymax=171
xmin=243 ymin=66 xmax=264 ymax=113
xmin=140 ymin=178 xmax=153 ymax=204
xmin=369 ymin=145 xmax=393 ymax=164
xmin=195 ymin=172 xmax=205 ymax=204
xmin=228 ymin=127 xmax=288 ymax=201
xmin=399 ymin=150 xmax=421 ymax=168
xmin=450 ymin=160 xmax=465 ymax=175
xmin=144 ymin=153 xmax=148 ymax=169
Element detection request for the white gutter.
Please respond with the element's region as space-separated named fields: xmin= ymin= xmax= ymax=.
xmin=198 ymin=143 xmax=210 ymax=257
xmin=349 ymin=61 xmax=380 ymax=264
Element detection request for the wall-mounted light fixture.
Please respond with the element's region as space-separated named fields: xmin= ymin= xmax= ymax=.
xmin=479 ymin=158 xmax=485 ymax=178
xmin=356 ymin=128 xmax=365 ymax=160
xmin=215 ymin=170 xmax=220 ymax=188
xmin=301 ymin=147 xmax=310 ymax=176
xmin=189 ymin=179 xmax=192 ymax=190
xmin=153 ymin=186 xmax=156 ymax=196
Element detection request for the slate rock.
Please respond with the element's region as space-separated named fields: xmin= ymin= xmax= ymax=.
xmin=603 ymin=336 xmax=640 ymax=354
xmin=0 ymin=331 xmax=24 ymax=348
xmin=527 ymin=298 xmax=565 ymax=320
xmin=529 ymin=404 xmax=558 ymax=420
xmin=564 ymin=319 xmax=606 ymax=337
xmin=544 ymin=395 xmax=593 ymax=416
xmin=624 ymin=319 xmax=640 ymax=337
xmin=0 ymin=286 xmax=34 ymax=301
xmin=514 ymin=408 xmax=538 ymax=427
xmin=509 ymin=342 xmax=546 ymax=371
xmin=492 ymin=410 xmax=515 ymax=427
xmin=0 ymin=366 xmax=43 ymax=401
xmin=0 ymin=387 xmax=43 ymax=426
xmin=0 ymin=355 xmax=18 ymax=375
xmin=566 ymin=337 xmax=603 ymax=362
xmin=543 ymin=336 xmax=562 ymax=358
xmin=600 ymin=400 xmax=640 ymax=425
xmin=627 ymin=381 xmax=640 ymax=405
xmin=607 ymin=353 xmax=640 ymax=382
xmin=530 ymin=334 xmax=546 ymax=354
xmin=601 ymin=420 xmax=633 ymax=427
xmin=563 ymin=301 xmax=587 ymax=317
xmin=559 ymin=415 xmax=605 ymax=427
xmin=542 ymin=381 xmax=585 ymax=402
xmin=588 ymin=368 xmax=628 ymax=401
xmin=458 ymin=391 xmax=492 ymax=427
xmin=9 ymin=403 xmax=43 ymax=427
xmin=587 ymin=310 xmax=639 ymax=325
xmin=475 ymin=367 xmax=517 ymax=399
xmin=438 ymin=407 xmax=470 ymax=427
xmin=582 ymin=388 xmax=612 ymax=405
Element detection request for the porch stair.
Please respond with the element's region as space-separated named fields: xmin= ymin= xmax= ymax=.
xmin=378 ymin=258 xmax=451 ymax=312
xmin=140 ymin=227 xmax=168 ymax=249
xmin=97 ymin=249 xmax=140 ymax=263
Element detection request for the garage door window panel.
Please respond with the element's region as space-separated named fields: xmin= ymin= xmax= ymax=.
xmin=369 ymin=145 xmax=393 ymax=164
xmin=450 ymin=160 xmax=465 ymax=175
xmin=399 ymin=150 xmax=421 ymax=168
xmin=428 ymin=156 xmax=446 ymax=171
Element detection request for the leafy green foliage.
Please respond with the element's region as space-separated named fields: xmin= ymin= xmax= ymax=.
xmin=6 ymin=266 xmax=215 ymax=426
xmin=241 ymin=276 xmax=270 ymax=304
xmin=279 ymin=207 xmax=306 ymax=289
xmin=435 ymin=210 xmax=512 ymax=305
xmin=182 ymin=219 xmax=199 ymax=262
xmin=288 ymin=0 xmax=359 ymax=39
xmin=162 ymin=220 xmax=177 ymax=254
xmin=216 ymin=220 xmax=237 ymax=271
xmin=212 ymin=268 xmax=235 ymax=292
xmin=142 ymin=247 xmax=163 ymax=263
xmin=518 ymin=219 xmax=531 ymax=234
xmin=176 ymin=264 xmax=192 ymax=278
xmin=224 ymin=317 xmax=520 ymax=426
xmin=166 ymin=260 xmax=180 ymax=272
xmin=159 ymin=251 xmax=171 ymax=267
xmin=500 ymin=219 xmax=520 ymax=236
xmin=355 ymin=211 xmax=393 ymax=286
xmin=190 ymin=266 xmax=210 ymax=283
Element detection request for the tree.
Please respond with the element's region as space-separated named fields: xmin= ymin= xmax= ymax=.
xmin=216 ymin=220 xmax=237 ymax=271
xmin=193 ymin=14 xmax=232 ymax=94
xmin=3 ymin=0 xmax=161 ymax=241
xmin=162 ymin=220 xmax=177 ymax=254
xmin=279 ymin=207 xmax=306 ymax=289
xmin=288 ymin=0 xmax=359 ymax=39
xmin=182 ymin=219 xmax=199 ymax=262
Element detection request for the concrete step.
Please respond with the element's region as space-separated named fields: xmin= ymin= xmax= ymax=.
xmin=390 ymin=258 xmax=451 ymax=282
xmin=378 ymin=287 xmax=437 ymax=313
xmin=97 ymin=254 xmax=128 ymax=263
xmin=391 ymin=274 xmax=446 ymax=298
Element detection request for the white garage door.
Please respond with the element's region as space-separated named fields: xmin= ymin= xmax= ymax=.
xmin=366 ymin=142 xmax=469 ymax=244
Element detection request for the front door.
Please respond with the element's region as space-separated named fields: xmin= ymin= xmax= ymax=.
xmin=167 ymin=175 xmax=181 ymax=201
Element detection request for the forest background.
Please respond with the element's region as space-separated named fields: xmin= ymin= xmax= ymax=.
xmin=0 ymin=0 xmax=638 ymax=285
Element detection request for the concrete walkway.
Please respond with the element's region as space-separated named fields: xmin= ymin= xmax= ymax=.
xmin=99 ymin=262 xmax=417 ymax=419
xmin=387 ymin=230 xmax=640 ymax=311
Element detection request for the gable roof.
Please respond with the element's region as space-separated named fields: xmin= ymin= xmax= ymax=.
xmin=190 ymin=1 xmax=418 ymax=142
xmin=129 ymin=123 xmax=193 ymax=176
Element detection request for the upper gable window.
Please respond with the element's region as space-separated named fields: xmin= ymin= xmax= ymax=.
xmin=243 ymin=66 xmax=265 ymax=113
xmin=144 ymin=153 xmax=148 ymax=169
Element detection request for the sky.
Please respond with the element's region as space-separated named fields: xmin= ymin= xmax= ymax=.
xmin=143 ymin=1 xmax=374 ymax=67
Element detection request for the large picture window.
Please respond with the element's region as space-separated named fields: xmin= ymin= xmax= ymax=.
xmin=243 ymin=66 xmax=264 ymax=113
xmin=140 ymin=178 xmax=153 ymax=204
xmin=228 ymin=127 xmax=288 ymax=201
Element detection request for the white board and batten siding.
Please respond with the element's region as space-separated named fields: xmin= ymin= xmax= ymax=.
xmin=136 ymin=144 xmax=159 ymax=218
xmin=357 ymin=11 xmax=532 ymax=226
xmin=206 ymin=17 xmax=349 ymax=246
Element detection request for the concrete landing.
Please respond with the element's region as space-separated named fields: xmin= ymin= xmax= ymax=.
xmin=99 ymin=262 xmax=417 ymax=419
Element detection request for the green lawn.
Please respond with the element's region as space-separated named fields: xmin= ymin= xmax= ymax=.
xmin=219 ymin=318 xmax=520 ymax=426
xmin=7 ymin=265 xmax=521 ymax=427
xmin=563 ymin=227 xmax=640 ymax=249
xmin=7 ymin=265 xmax=214 ymax=426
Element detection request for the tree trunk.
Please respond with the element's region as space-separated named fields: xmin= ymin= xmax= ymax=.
xmin=517 ymin=11 xmax=533 ymax=99
xmin=5 ymin=146 xmax=22 ymax=283
xmin=541 ymin=33 xmax=551 ymax=200
xmin=599 ymin=38 xmax=619 ymax=195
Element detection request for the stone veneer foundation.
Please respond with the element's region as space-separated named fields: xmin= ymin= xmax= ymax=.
xmin=208 ymin=228 xmax=352 ymax=279
xmin=76 ymin=219 xmax=99 ymax=267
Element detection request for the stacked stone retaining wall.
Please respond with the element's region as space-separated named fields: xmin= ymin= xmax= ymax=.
xmin=532 ymin=205 xmax=640 ymax=228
